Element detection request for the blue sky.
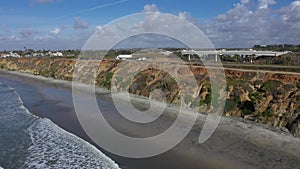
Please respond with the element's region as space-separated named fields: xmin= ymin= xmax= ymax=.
xmin=0 ymin=0 xmax=299 ymax=50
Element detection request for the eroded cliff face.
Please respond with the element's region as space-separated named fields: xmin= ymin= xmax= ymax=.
xmin=1 ymin=58 xmax=300 ymax=136
xmin=224 ymin=70 xmax=300 ymax=137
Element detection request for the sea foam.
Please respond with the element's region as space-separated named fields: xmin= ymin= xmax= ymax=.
xmin=0 ymin=83 xmax=120 ymax=169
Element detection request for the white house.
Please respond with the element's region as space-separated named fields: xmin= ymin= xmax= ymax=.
xmin=52 ymin=52 xmax=63 ymax=57
xmin=32 ymin=53 xmax=45 ymax=57
xmin=1 ymin=52 xmax=21 ymax=58
xmin=116 ymin=54 xmax=133 ymax=60
xmin=136 ymin=57 xmax=147 ymax=61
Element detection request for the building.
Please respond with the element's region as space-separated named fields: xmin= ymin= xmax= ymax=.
xmin=51 ymin=52 xmax=63 ymax=57
xmin=0 ymin=52 xmax=21 ymax=58
xmin=32 ymin=53 xmax=45 ymax=57
xmin=116 ymin=54 xmax=133 ymax=60
xmin=136 ymin=57 xmax=147 ymax=61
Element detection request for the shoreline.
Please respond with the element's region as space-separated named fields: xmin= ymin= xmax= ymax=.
xmin=0 ymin=83 xmax=120 ymax=169
xmin=1 ymin=70 xmax=300 ymax=169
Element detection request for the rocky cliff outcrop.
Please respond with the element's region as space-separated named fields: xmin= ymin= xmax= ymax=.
xmin=1 ymin=57 xmax=300 ymax=137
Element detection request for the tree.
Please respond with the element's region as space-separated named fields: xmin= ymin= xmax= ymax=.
xmin=286 ymin=56 xmax=291 ymax=65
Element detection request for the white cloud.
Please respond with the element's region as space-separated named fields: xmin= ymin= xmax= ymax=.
xmin=4 ymin=1 xmax=300 ymax=50
xmin=280 ymin=1 xmax=300 ymax=22
xmin=86 ymin=5 xmax=213 ymax=50
xmin=96 ymin=25 xmax=103 ymax=31
xmin=202 ymin=0 xmax=277 ymax=47
xmin=241 ymin=0 xmax=250 ymax=4
xmin=178 ymin=11 xmax=190 ymax=20
xmin=292 ymin=0 xmax=300 ymax=7
xmin=50 ymin=28 xmax=60 ymax=34
xmin=203 ymin=0 xmax=300 ymax=47
xmin=258 ymin=0 xmax=276 ymax=9
xmin=0 ymin=35 xmax=19 ymax=41
xmin=143 ymin=4 xmax=158 ymax=12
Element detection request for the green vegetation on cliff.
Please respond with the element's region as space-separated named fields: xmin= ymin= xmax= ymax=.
xmin=0 ymin=57 xmax=300 ymax=137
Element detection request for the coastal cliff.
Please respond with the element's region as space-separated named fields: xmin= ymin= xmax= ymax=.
xmin=0 ymin=57 xmax=299 ymax=137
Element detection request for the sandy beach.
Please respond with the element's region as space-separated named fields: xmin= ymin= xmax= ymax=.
xmin=1 ymin=70 xmax=300 ymax=169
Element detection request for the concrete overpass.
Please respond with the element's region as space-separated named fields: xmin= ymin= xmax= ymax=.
xmin=181 ymin=50 xmax=290 ymax=61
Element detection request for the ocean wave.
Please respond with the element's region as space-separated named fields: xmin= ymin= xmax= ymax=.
xmin=0 ymin=83 xmax=120 ymax=169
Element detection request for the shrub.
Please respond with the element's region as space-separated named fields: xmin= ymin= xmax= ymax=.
xmin=261 ymin=80 xmax=282 ymax=92
xmin=242 ymin=72 xmax=256 ymax=80
xmin=248 ymin=91 xmax=263 ymax=103
xmin=254 ymin=80 xmax=263 ymax=86
xmin=241 ymin=101 xmax=255 ymax=114
xmin=106 ymin=72 xmax=114 ymax=81
xmin=234 ymin=96 xmax=241 ymax=104
xmin=262 ymin=109 xmax=273 ymax=117
xmin=240 ymin=82 xmax=253 ymax=92
xmin=296 ymin=82 xmax=300 ymax=89
xmin=199 ymin=94 xmax=211 ymax=106
xmin=243 ymin=108 xmax=253 ymax=115
xmin=102 ymin=72 xmax=114 ymax=88
xmin=204 ymin=94 xmax=212 ymax=105
xmin=225 ymin=99 xmax=237 ymax=112
xmin=283 ymin=84 xmax=295 ymax=91
xmin=226 ymin=78 xmax=238 ymax=88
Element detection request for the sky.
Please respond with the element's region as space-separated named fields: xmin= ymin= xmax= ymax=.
xmin=0 ymin=0 xmax=299 ymax=50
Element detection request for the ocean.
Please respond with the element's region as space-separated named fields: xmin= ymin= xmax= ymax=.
xmin=0 ymin=83 xmax=120 ymax=169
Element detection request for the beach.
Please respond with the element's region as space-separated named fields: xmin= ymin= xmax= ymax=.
xmin=1 ymin=70 xmax=300 ymax=169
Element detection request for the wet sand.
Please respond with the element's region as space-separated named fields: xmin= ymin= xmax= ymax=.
xmin=1 ymin=71 xmax=300 ymax=169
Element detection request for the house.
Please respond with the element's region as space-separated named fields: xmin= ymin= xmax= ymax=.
xmin=32 ymin=53 xmax=45 ymax=57
xmin=1 ymin=52 xmax=21 ymax=58
xmin=116 ymin=54 xmax=133 ymax=60
xmin=52 ymin=52 xmax=63 ymax=57
xmin=137 ymin=57 xmax=147 ymax=61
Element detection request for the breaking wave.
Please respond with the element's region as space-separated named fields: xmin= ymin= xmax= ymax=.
xmin=0 ymin=83 xmax=120 ymax=169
